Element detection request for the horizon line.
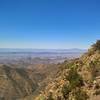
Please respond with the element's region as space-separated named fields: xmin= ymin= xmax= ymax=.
xmin=0 ymin=48 xmax=87 ymax=50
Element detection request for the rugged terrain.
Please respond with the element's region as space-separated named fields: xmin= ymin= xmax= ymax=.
xmin=0 ymin=63 xmax=59 ymax=100
xmin=34 ymin=40 xmax=100 ymax=100
xmin=0 ymin=41 xmax=99 ymax=100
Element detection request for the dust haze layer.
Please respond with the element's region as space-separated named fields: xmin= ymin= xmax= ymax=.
xmin=0 ymin=48 xmax=86 ymax=65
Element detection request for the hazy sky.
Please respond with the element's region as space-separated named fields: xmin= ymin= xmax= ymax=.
xmin=0 ymin=0 xmax=99 ymax=49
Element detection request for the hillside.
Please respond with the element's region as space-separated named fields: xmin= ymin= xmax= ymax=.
xmin=0 ymin=65 xmax=38 ymax=100
xmin=0 ymin=63 xmax=59 ymax=100
xmin=34 ymin=40 xmax=100 ymax=100
xmin=0 ymin=40 xmax=99 ymax=100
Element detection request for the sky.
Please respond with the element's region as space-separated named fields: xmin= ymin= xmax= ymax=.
xmin=0 ymin=0 xmax=99 ymax=49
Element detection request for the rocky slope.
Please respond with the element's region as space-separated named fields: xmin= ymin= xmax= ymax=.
xmin=0 ymin=63 xmax=59 ymax=100
xmin=0 ymin=65 xmax=38 ymax=100
xmin=0 ymin=40 xmax=100 ymax=100
xmin=34 ymin=40 xmax=100 ymax=100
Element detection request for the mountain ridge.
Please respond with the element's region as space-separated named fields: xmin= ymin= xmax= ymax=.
xmin=34 ymin=40 xmax=100 ymax=100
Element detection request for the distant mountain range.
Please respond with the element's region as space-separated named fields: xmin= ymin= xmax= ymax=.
xmin=0 ymin=48 xmax=87 ymax=65
xmin=0 ymin=48 xmax=87 ymax=53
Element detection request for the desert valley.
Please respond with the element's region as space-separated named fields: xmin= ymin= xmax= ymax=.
xmin=0 ymin=41 xmax=100 ymax=100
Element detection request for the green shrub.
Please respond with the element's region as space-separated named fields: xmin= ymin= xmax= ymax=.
xmin=73 ymin=88 xmax=89 ymax=100
xmin=62 ymin=84 xmax=88 ymax=100
xmin=66 ymin=68 xmax=83 ymax=88
xmin=62 ymin=68 xmax=84 ymax=99
xmin=62 ymin=84 xmax=71 ymax=99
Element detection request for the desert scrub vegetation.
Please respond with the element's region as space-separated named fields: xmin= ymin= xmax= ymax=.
xmin=38 ymin=95 xmax=46 ymax=100
xmin=62 ymin=84 xmax=71 ymax=99
xmin=88 ymin=40 xmax=100 ymax=55
xmin=92 ymin=40 xmax=100 ymax=51
xmin=66 ymin=68 xmax=84 ymax=88
xmin=71 ymin=88 xmax=89 ymax=100
xmin=47 ymin=92 xmax=54 ymax=100
xmin=87 ymin=59 xmax=100 ymax=80
xmin=61 ymin=67 xmax=88 ymax=100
